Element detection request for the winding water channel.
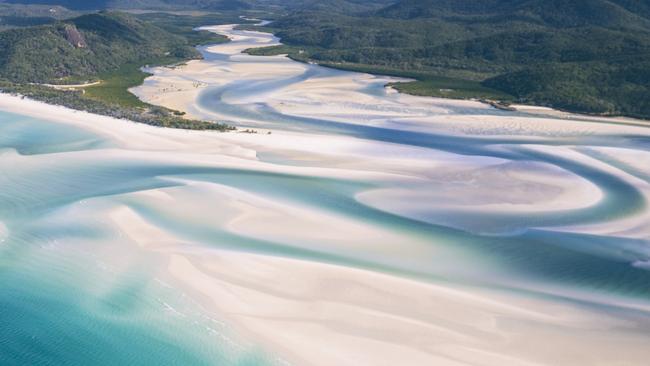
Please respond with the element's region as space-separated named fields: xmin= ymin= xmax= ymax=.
xmin=1 ymin=23 xmax=650 ymax=366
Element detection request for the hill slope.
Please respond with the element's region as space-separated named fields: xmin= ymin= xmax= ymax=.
xmin=2 ymin=0 xmax=389 ymax=12
xmin=0 ymin=11 xmax=235 ymax=130
xmin=2 ymin=0 xmax=252 ymax=10
xmin=258 ymin=0 xmax=650 ymax=118
xmin=0 ymin=11 xmax=197 ymax=82
xmin=378 ymin=0 xmax=650 ymax=28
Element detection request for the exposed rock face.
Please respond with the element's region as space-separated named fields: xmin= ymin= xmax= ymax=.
xmin=63 ymin=24 xmax=86 ymax=48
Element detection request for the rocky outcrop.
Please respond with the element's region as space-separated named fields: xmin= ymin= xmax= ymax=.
xmin=63 ymin=24 xmax=86 ymax=48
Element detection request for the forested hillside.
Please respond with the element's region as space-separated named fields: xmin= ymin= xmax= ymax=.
xmin=253 ymin=0 xmax=650 ymax=118
xmin=2 ymin=0 xmax=390 ymax=12
xmin=2 ymin=0 xmax=251 ymax=10
xmin=3 ymin=0 xmax=650 ymax=118
xmin=378 ymin=0 xmax=650 ymax=28
xmin=0 ymin=11 xmax=236 ymax=130
xmin=0 ymin=4 xmax=77 ymax=29
xmin=0 ymin=11 xmax=198 ymax=82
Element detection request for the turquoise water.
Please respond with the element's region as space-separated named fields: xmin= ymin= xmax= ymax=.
xmin=3 ymin=99 xmax=650 ymax=363
xmin=3 ymin=24 xmax=650 ymax=365
xmin=0 ymin=112 xmax=281 ymax=366
xmin=183 ymin=26 xmax=650 ymax=303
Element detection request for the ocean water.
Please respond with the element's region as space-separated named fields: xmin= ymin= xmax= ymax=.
xmin=0 ymin=112 xmax=282 ymax=366
xmin=141 ymin=25 xmax=650 ymax=301
xmin=2 ymin=107 xmax=650 ymax=362
xmin=2 ymin=24 xmax=650 ymax=365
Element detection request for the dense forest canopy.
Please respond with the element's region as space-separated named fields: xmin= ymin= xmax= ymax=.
xmin=2 ymin=0 xmax=249 ymax=10
xmin=0 ymin=10 xmax=238 ymax=130
xmin=0 ymin=0 xmax=391 ymax=12
xmin=0 ymin=11 xmax=199 ymax=82
xmin=0 ymin=0 xmax=649 ymax=118
xmin=258 ymin=0 xmax=650 ymax=118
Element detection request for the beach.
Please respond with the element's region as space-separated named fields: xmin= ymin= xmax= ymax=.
xmin=1 ymin=23 xmax=650 ymax=366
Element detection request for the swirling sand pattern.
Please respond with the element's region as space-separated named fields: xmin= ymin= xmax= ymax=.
xmin=1 ymin=24 xmax=650 ymax=366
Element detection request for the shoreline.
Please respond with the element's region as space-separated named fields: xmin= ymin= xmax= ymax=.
xmin=4 ymin=18 xmax=647 ymax=133
xmin=4 ymin=40 xmax=650 ymax=363
xmin=237 ymin=25 xmax=650 ymax=124
xmin=3 ymin=22 xmax=650 ymax=366
xmin=4 ymin=73 xmax=650 ymax=365
xmin=133 ymin=23 xmax=650 ymax=137
xmin=111 ymin=202 xmax=650 ymax=366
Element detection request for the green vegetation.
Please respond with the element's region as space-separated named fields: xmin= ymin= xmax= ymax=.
xmin=0 ymin=10 xmax=238 ymax=130
xmin=0 ymin=4 xmax=78 ymax=29
xmin=0 ymin=80 xmax=233 ymax=130
xmin=244 ymin=43 xmax=511 ymax=101
xmin=82 ymin=61 xmax=159 ymax=108
xmin=4 ymin=0 xmax=650 ymax=122
xmin=4 ymin=0 xmax=252 ymax=11
xmin=309 ymin=61 xmax=512 ymax=100
xmin=134 ymin=12 xmax=245 ymax=46
xmin=389 ymin=77 xmax=511 ymax=101
xmin=244 ymin=45 xmax=303 ymax=57
xmin=4 ymin=0 xmax=391 ymax=13
xmin=249 ymin=0 xmax=650 ymax=118
xmin=78 ymin=12 xmax=239 ymax=110
xmin=0 ymin=11 xmax=201 ymax=83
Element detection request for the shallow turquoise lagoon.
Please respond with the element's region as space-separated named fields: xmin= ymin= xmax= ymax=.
xmin=0 ymin=111 xmax=281 ymax=366
xmin=3 ymin=36 xmax=650 ymax=362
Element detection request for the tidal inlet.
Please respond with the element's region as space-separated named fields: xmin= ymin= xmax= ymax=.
xmin=2 ymin=21 xmax=650 ymax=366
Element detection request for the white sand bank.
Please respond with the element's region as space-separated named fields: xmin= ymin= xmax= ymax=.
xmin=3 ymin=20 xmax=650 ymax=366
xmin=107 ymin=205 xmax=650 ymax=366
